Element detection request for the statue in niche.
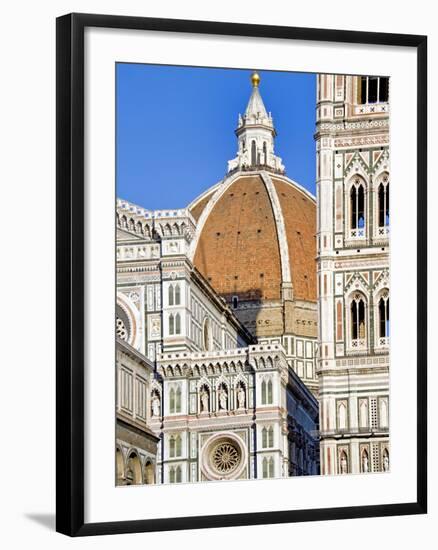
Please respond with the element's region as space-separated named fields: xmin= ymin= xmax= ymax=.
xmin=200 ymin=388 xmax=209 ymax=413
xmin=362 ymin=453 xmax=369 ymax=473
xmin=383 ymin=452 xmax=389 ymax=472
xmin=237 ymin=385 xmax=246 ymax=409
xmin=218 ymin=386 xmax=228 ymax=411
xmin=340 ymin=453 xmax=348 ymax=474
xmin=151 ymin=393 xmax=161 ymax=417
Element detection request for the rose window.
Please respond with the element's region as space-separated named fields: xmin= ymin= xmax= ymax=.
xmin=211 ymin=441 xmax=241 ymax=474
xmin=116 ymin=317 xmax=128 ymax=341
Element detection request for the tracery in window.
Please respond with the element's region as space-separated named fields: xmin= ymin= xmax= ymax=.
xmin=211 ymin=441 xmax=240 ymax=475
xmin=169 ymin=385 xmax=182 ymax=414
xmin=350 ymin=178 xmax=365 ymax=237
xmin=262 ymin=456 xmax=275 ymax=478
xmin=378 ymin=182 xmax=390 ymax=226
xmin=175 ymin=313 xmax=181 ymax=335
xmin=261 ymin=378 xmax=273 ymax=405
xmin=378 ymin=175 xmax=390 ymax=234
xmin=378 ymin=292 xmax=390 ymax=339
xmin=350 ymin=293 xmax=367 ymax=350
xmin=169 ymin=465 xmax=182 ymax=483
xmin=175 ymin=284 xmax=181 ymax=305
xmin=262 ymin=426 xmax=274 ymax=448
xmin=116 ymin=304 xmax=131 ymax=342
xmin=116 ymin=317 xmax=128 ymax=341
xmin=169 ymin=434 xmax=182 ymax=457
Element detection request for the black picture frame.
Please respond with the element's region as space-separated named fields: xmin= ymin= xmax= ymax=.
xmin=56 ymin=12 xmax=427 ymax=537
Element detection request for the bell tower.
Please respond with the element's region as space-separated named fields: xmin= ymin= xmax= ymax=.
xmin=315 ymin=74 xmax=390 ymax=476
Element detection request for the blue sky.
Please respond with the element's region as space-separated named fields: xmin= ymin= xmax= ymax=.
xmin=116 ymin=64 xmax=316 ymax=210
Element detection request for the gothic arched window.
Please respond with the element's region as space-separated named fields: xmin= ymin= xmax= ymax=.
xmin=263 ymin=457 xmax=274 ymax=478
xmin=176 ymin=435 xmax=182 ymax=456
xmin=175 ymin=284 xmax=181 ymax=305
xmin=251 ymin=140 xmax=256 ymax=166
xmin=175 ymin=313 xmax=181 ymax=335
xmin=378 ymin=181 xmax=390 ymax=228
xmin=168 ymin=285 xmax=174 ymax=306
xmin=262 ymin=427 xmax=268 ymax=448
xmin=169 ymin=313 xmax=175 ymax=335
xmin=169 ymin=387 xmax=175 ymax=413
xmin=261 ymin=378 xmax=273 ymax=405
xmin=268 ymin=426 xmax=274 ymax=447
xmin=350 ymin=179 xmax=365 ymax=236
xmin=169 ymin=467 xmax=175 ymax=483
xmin=176 ymin=465 xmax=182 ymax=483
xmin=267 ymin=379 xmax=273 ymax=404
xmin=378 ymin=294 xmax=390 ymax=338
xmin=170 ymin=434 xmax=182 ymax=457
xmin=351 ymin=294 xmax=366 ymax=343
xmin=175 ymin=386 xmax=182 ymax=413
xmin=169 ymin=436 xmax=176 ymax=458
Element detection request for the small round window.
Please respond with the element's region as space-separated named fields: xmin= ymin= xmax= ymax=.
xmin=116 ymin=304 xmax=131 ymax=342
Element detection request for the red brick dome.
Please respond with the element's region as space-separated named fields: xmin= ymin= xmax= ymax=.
xmin=189 ymin=172 xmax=316 ymax=305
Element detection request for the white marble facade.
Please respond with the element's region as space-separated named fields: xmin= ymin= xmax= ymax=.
xmin=116 ymin=203 xmax=319 ymax=483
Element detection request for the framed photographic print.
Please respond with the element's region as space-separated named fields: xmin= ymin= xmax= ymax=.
xmin=56 ymin=13 xmax=427 ymax=536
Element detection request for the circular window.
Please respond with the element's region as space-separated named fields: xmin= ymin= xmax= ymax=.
xmin=201 ymin=432 xmax=247 ymax=481
xmin=116 ymin=304 xmax=131 ymax=342
xmin=116 ymin=317 xmax=128 ymax=341
xmin=211 ymin=441 xmax=241 ymax=474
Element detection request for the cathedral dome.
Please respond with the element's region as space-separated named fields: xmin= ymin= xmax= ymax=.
xmin=189 ymin=171 xmax=317 ymax=306
xmin=189 ymin=72 xmax=316 ymax=313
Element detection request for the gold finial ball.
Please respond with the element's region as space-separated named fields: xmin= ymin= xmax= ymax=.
xmin=251 ymin=71 xmax=261 ymax=87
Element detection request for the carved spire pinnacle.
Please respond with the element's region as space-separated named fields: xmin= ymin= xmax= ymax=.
xmin=227 ymin=72 xmax=285 ymax=175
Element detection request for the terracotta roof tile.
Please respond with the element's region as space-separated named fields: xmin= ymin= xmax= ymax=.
xmin=192 ymin=173 xmax=316 ymax=306
xmin=272 ymin=177 xmax=317 ymax=302
xmin=193 ymin=175 xmax=282 ymax=301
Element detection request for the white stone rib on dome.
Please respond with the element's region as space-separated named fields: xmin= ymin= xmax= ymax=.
xmin=260 ymin=172 xmax=291 ymax=285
